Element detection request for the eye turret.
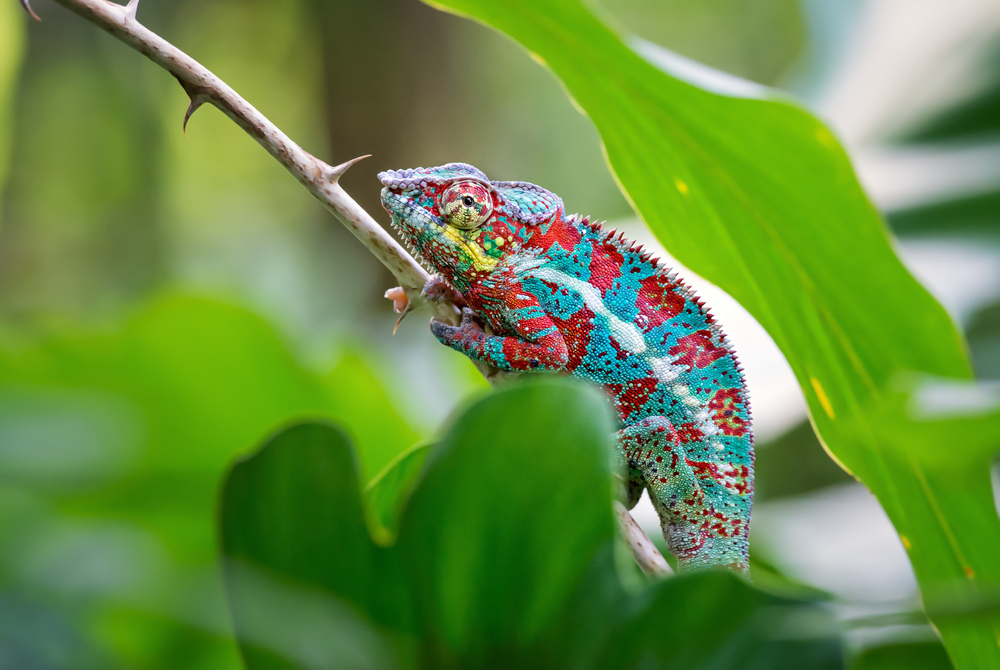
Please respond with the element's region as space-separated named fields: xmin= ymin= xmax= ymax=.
xmin=441 ymin=181 xmax=493 ymax=230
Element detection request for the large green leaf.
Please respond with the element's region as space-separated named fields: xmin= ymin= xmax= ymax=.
xmin=395 ymin=380 xmax=616 ymax=663
xmin=220 ymin=422 xmax=402 ymax=670
xmin=219 ymin=380 xmax=618 ymax=667
xmin=419 ymin=1 xmax=999 ymax=666
xmin=219 ymin=380 xmax=844 ymax=668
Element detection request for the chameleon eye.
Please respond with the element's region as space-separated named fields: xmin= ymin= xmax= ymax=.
xmin=441 ymin=181 xmax=493 ymax=230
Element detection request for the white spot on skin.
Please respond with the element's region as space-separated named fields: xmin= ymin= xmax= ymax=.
xmin=649 ymin=356 xmax=681 ymax=384
xmin=532 ymin=267 xmax=647 ymax=354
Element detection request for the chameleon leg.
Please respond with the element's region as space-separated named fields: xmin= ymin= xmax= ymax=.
xmin=431 ymin=307 xmax=569 ymax=372
xmin=421 ymin=275 xmax=467 ymax=307
xmin=617 ymin=417 xmax=749 ymax=575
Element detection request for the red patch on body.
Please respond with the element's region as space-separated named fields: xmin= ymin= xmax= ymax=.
xmin=635 ymin=274 xmax=685 ymax=331
xmin=588 ymin=238 xmax=624 ymax=296
xmin=686 ymin=459 xmax=748 ymax=494
xmin=675 ymin=422 xmax=705 ymax=444
xmin=707 ymin=388 xmax=748 ymax=437
xmin=604 ymin=376 xmax=658 ymax=421
xmin=668 ymin=330 xmax=727 ymax=370
xmin=550 ymin=306 xmax=595 ymax=372
xmin=527 ymin=217 xmax=580 ymax=253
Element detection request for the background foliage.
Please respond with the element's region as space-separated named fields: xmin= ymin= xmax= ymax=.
xmin=1 ymin=0 xmax=999 ymax=668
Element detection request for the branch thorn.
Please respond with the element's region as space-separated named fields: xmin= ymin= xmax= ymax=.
xmin=183 ymin=97 xmax=208 ymax=135
xmin=326 ymin=154 xmax=371 ymax=183
xmin=125 ymin=0 xmax=140 ymax=21
xmin=20 ymin=0 xmax=41 ymax=21
xmin=174 ymin=76 xmax=210 ymax=135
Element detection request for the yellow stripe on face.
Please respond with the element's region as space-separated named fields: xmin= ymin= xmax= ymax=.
xmin=442 ymin=226 xmax=498 ymax=272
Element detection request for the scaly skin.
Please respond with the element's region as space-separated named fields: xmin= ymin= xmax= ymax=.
xmin=380 ymin=163 xmax=753 ymax=574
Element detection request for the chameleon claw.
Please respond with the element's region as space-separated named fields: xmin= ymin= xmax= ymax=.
xmin=21 ymin=0 xmax=41 ymax=21
xmin=392 ymin=313 xmax=406 ymax=335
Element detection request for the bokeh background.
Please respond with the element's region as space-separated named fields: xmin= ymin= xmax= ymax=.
xmin=1 ymin=0 xmax=998 ymax=667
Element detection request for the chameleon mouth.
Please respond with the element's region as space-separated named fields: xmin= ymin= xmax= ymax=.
xmin=380 ymin=188 xmax=437 ymax=275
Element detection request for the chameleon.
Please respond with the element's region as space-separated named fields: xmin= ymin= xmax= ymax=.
xmin=379 ymin=163 xmax=753 ymax=575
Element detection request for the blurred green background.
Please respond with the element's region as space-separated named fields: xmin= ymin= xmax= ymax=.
xmin=1 ymin=0 xmax=998 ymax=667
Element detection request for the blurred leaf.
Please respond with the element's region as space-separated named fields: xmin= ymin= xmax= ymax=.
xmin=966 ymin=299 xmax=1000 ymax=379
xmin=420 ymin=1 xmax=998 ymax=666
xmin=894 ymin=42 xmax=1000 ymax=145
xmin=0 ymin=294 xmax=420 ymax=669
xmin=754 ymin=420 xmax=854 ymax=502
xmin=322 ymin=353 xmax=422 ymax=482
xmin=747 ymin=548 xmax=835 ymax=602
xmin=886 ymin=189 xmax=1000 ymax=237
xmin=220 ymin=380 xmax=843 ymax=669
xmin=851 ymin=640 xmax=953 ymax=670
xmin=396 ymin=380 xmax=616 ymax=663
xmin=597 ymin=571 xmax=842 ymax=670
xmin=220 ymin=422 xmax=402 ymax=670
xmin=863 ymin=377 xmax=1000 ymax=470
xmin=0 ymin=0 xmax=23 ymax=217
xmin=364 ymin=443 xmax=429 ymax=538
xmin=220 ymin=380 xmax=616 ymax=667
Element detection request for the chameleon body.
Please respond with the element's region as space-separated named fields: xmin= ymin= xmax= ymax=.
xmin=380 ymin=163 xmax=753 ymax=574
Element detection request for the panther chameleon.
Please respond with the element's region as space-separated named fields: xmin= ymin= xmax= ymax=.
xmin=380 ymin=163 xmax=753 ymax=575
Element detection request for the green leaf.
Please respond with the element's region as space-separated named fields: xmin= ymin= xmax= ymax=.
xmin=891 ymin=42 xmax=1000 ymax=145
xmin=364 ymin=443 xmax=429 ymax=538
xmin=851 ymin=640 xmax=954 ymax=670
xmin=754 ymin=420 xmax=854 ymax=502
xmin=418 ymin=1 xmax=1000 ymax=666
xmin=219 ymin=422 xmax=404 ymax=670
xmin=219 ymin=379 xmax=618 ymax=667
xmin=598 ymin=571 xmax=842 ymax=670
xmin=966 ymin=300 xmax=1000 ymax=379
xmin=220 ymin=380 xmax=844 ymax=668
xmin=396 ymin=379 xmax=617 ymax=663
xmin=886 ymin=189 xmax=1000 ymax=237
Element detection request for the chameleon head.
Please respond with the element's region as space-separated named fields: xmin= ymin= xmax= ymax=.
xmin=379 ymin=162 xmax=563 ymax=287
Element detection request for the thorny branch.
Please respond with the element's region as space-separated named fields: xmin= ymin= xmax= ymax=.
xmin=21 ymin=0 xmax=672 ymax=580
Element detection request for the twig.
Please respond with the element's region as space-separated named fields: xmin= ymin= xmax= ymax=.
xmin=21 ymin=0 xmax=669 ymax=580
xmin=614 ymin=502 xmax=673 ymax=578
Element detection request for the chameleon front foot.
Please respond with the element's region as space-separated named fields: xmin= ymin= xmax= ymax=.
xmin=383 ymin=286 xmax=412 ymax=334
xmin=385 ymin=276 xmax=467 ymax=334
xmin=384 ymin=286 xmax=409 ymax=314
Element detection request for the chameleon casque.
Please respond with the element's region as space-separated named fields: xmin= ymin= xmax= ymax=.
xmin=380 ymin=163 xmax=753 ymax=575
